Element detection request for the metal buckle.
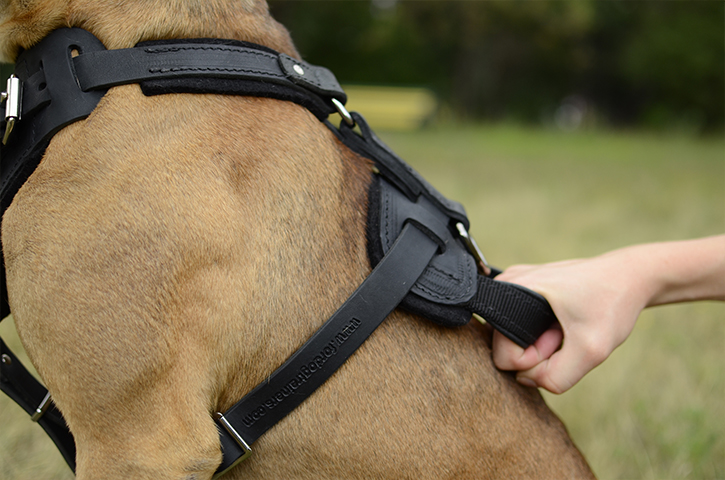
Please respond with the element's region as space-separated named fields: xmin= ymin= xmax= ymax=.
xmin=331 ymin=98 xmax=355 ymax=127
xmin=30 ymin=392 xmax=52 ymax=422
xmin=1 ymin=74 xmax=22 ymax=145
xmin=213 ymin=412 xmax=252 ymax=478
xmin=456 ymin=223 xmax=491 ymax=276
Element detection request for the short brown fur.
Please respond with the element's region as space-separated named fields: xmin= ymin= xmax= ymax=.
xmin=0 ymin=1 xmax=595 ymax=478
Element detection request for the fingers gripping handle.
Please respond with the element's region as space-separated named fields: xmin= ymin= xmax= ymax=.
xmin=465 ymin=275 xmax=557 ymax=348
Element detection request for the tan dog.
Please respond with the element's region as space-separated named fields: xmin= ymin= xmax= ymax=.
xmin=0 ymin=1 xmax=595 ymax=479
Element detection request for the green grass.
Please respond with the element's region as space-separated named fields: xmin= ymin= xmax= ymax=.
xmin=1 ymin=124 xmax=723 ymax=479
xmin=379 ymin=124 xmax=724 ymax=480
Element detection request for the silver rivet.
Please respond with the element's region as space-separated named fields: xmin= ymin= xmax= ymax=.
xmin=1 ymin=354 xmax=11 ymax=365
xmin=293 ymin=64 xmax=305 ymax=75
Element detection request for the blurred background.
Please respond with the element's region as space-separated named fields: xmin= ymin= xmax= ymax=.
xmin=269 ymin=0 xmax=723 ymax=133
xmin=1 ymin=1 xmax=723 ymax=479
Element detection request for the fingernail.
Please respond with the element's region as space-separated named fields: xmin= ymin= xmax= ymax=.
xmin=517 ymin=376 xmax=537 ymax=388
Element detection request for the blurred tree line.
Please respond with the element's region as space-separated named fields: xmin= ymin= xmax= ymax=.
xmin=269 ymin=0 xmax=724 ymax=132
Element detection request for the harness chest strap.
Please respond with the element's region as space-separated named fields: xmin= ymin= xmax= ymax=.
xmin=215 ymin=223 xmax=440 ymax=475
xmin=0 ymin=28 xmax=557 ymax=477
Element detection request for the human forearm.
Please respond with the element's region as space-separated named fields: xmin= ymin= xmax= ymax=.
xmin=629 ymin=235 xmax=725 ymax=307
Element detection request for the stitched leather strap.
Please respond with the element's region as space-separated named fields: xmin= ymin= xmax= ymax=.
xmin=214 ymin=223 xmax=440 ymax=474
xmin=376 ymin=176 xmax=477 ymax=306
xmin=74 ymin=44 xmax=344 ymax=98
xmin=71 ymin=41 xmax=345 ymax=119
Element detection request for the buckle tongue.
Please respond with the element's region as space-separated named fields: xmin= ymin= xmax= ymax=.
xmin=456 ymin=223 xmax=491 ymax=276
xmin=1 ymin=74 xmax=22 ymax=145
xmin=30 ymin=392 xmax=52 ymax=422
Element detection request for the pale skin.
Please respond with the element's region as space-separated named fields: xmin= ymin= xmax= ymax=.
xmin=493 ymin=235 xmax=725 ymax=394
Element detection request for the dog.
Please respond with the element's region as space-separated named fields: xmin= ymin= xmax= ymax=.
xmin=0 ymin=1 xmax=595 ymax=478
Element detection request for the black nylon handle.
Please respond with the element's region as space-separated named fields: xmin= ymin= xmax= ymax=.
xmin=465 ymin=275 xmax=557 ymax=348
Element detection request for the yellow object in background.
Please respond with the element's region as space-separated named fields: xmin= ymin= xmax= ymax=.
xmin=342 ymin=85 xmax=437 ymax=131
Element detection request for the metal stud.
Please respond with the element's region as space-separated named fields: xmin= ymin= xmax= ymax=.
xmin=293 ymin=64 xmax=305 ymax=75
xmin=1 ymin=354 xmax=11 ymax=365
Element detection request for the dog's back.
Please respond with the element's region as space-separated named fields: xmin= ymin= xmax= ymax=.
xmin=1 ymin=1 xmax=594 ymax=478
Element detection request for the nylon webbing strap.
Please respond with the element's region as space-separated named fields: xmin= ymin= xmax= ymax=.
xmin=465 ymin=275 xmax=556 ymax=348
xmin=214 ymin=223 xmax=440 ymax=475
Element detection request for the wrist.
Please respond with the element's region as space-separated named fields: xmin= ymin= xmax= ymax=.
xmin=594 ymin=245 xmax=660 ymax=312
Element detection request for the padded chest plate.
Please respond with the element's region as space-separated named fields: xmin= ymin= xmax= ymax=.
xmin=378 ymin=177 xmax=477 ymax=305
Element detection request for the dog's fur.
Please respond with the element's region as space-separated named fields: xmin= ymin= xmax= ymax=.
xmin=0 ymin=1 xmax=595 ymax=479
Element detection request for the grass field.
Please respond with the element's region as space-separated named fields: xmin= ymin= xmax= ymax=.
xmin=1 ymin=123 xmax=723 ymax=479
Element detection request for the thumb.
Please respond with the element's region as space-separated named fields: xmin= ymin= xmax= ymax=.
xmin=493 ymin=326 xmax=563 ymax=372
xmin=516 ymin=332 xmax=607 ymax=394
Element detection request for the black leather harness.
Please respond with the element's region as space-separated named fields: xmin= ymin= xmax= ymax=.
xmin=0 ymin=28 xmax=556 ymax=477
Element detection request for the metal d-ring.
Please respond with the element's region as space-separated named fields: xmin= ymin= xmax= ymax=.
xmin=456 ymin=223 xmax=492 ymax=276
xmin=331 ymin=98 xmax=355 ymax=127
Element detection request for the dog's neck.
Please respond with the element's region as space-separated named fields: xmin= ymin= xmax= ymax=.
xmin=0 ymin=0 xmax=298 ymax=63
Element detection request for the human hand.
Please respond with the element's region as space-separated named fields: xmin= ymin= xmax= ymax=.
xmin=492 ymin=236 xmax=725 ymax=394
xmin=492 ymin=255 xmax=648 ymax=394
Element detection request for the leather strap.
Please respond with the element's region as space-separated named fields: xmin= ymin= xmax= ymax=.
xmin=74 ymin=44 xmax=344 ymax=99
xmin=331 ymin=112 xmax=470 ymax=230
xmin=214 ymin=223 xmax=440 ymax=474
xmin=369 ymin=176 xmax=554 ymax=341
xmin=71 ymin=40 xmax=345 ymax=120
xmin=376 ymin=176 xmax=477 ymax=306
xmin=0 ymin=338 xmax=76 ymax=469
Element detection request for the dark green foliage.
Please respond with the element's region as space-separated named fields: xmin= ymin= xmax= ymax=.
xmin=269 ymin=0 xmax=724 ymax=131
